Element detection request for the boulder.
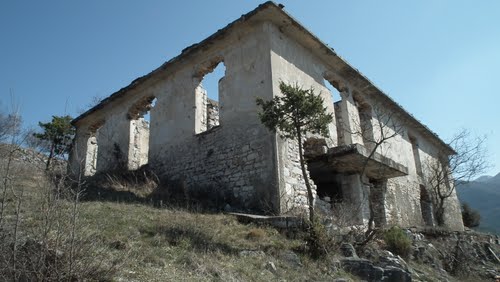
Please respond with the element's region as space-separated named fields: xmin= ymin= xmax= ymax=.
xmin=340 ymin=243 xmax=358 ymax=258
xmin=383 ymin=266 xmax=412 ymax=282
xmin=341 ymin=258 xmax=384 ymax=282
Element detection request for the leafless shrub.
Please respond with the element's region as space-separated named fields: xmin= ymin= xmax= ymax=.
xmin=424 ymin=129 xmax=489 ymax=226
xmin=0 ymin=99 xmax=117 ymax=281
xmin=0 ymin=153 xmax=117 ymax=281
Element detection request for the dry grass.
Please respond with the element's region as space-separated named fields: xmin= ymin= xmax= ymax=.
xmin=0 ymin=158 xmax=354 ymax=281
xmin=5 ymin=150 xmax=487 ymax=281
xmin=77 ymin=202 xmax=344 ymax=281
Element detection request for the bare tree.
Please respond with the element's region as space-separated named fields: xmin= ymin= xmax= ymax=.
xmin=0 ymin=97 xmax=22 ymax=144
xmin=344 ymin=99 xmax=405 ymax=242
xmin=425 ymin=129 xmax=489 ymax=226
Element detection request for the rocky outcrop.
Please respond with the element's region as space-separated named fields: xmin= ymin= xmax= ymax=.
xmin=337 ymin=228 xmax=500 ymax=281
xmin=340 ymin=245 xmax=411 ymax=282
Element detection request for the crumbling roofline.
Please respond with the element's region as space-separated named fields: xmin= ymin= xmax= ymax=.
xmin=268 ymin=4 xmax=455 ymax=155
xmin=71 ymin=1 xmax=278 ymax=126
xmin=71 ymin=1 xmax=455 ymax=155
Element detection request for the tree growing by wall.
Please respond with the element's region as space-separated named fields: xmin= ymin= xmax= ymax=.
xmin=425 ymin=129 xmax=488 ymax=226
xmin=256 ymin=82 xmax=333 ymax=223
xmin=461 ymin=202 xmax=480 ymax=228
xmin=33 ymin=115 xmax=75 ymax=170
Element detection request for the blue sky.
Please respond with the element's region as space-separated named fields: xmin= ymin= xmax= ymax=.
xmin=1 ymin=1 xmax=499 ymax=175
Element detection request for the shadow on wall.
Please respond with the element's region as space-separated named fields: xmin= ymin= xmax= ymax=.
xmin=78 ymin=165 xmax=262 ymax=213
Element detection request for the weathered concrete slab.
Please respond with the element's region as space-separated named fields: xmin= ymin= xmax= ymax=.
xmin=308 ymin=143 xmax=408 ymax=179
xmin=228 ymin=212 xmax=302 ymax=229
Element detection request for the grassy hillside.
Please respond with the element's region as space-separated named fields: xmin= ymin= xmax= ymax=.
xmin=68 ymin=202 xmax=347 ymax=281
xmin=1 ymin=144 xmax=499 ymax=281
xmin=0 ymin=148 xmax=353 ymax=281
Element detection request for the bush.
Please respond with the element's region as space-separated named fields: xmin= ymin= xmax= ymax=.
xmin=383 ymin=226 xmax=412 ymax=258
xmin=461 ymin=203 xmax=480 ymax=228
xmin=305 ymin=218 xmax=331 ymax=259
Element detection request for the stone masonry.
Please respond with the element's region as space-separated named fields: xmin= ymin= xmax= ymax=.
xmin=69 ymin=2 xmax=464 ymax=231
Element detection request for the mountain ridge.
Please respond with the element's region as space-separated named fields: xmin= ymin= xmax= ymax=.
xmin=456 ymin=171 xmax=500 ymax=234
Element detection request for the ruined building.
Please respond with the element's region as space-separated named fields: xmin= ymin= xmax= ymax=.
xmin=69 ymin=2 xmax=464 ymax=230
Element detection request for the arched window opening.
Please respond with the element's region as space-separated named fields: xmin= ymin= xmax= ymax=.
xmin=128 ymin=96 xmax=157 ymax=170
xmin=85 ymin=120 xmax=104 ymax=176
xmin=323 ymin=78 xmax=342 ymax=104
xmin=324 ymin=78 xmax=344 ymax=145
xmin=143 ymin=97 xmax=157 ymax=124
xmin=196 ymin=61 xmax=225 ymax=133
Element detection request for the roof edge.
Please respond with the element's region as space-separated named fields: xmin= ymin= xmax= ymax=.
xmin=71 ymin=1 xmax=278 ymax=126
xmin=71 ymin=1 xmax=455 ymax=155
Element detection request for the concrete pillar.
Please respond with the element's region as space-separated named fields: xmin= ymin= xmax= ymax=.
xmin=84 ymin=135 xmax=98 ymax=176
xmin=128 ymin=118 xmax=150 ymax=170
xmin=338 ymin=90 xmax=363 ymax=145
xmin=370 ymin=179 xmax=388 ymax=227
xmin=342 ymin=174 xmax=370 ymax=225
xmin=194 ymin=85 xmax=208 ymax=134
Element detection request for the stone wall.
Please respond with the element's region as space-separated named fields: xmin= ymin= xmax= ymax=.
xmin=207 ymin=98 xmax=219 ymax=130
xmin=152 ymin=124 xmax=277 ymax=211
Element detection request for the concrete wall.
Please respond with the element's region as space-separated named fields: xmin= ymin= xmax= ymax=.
xmin=266 ymin=23 xmax=463 ymax=230
xmin=69 ymin=18 xmax=463 ymax=230
xmin=268 ymin=23 xmax=338 ymax=214
xmin=130 ymin=22 xmax=279 ymax=211
xmin=128 ymin=118 xmax=149 ymax=170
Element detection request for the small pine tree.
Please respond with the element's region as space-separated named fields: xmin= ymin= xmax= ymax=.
xmin=33 ymin=115 xmax=75 ymax=170
xmin=383 ymin=226 xmax=412 ymax=258
xmin=256 ymin=81 xmax=333 ymax=223
xmin=461 ymin=203 xmax=480 ymax=228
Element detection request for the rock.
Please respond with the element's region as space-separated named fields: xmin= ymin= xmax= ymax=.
xmin=342 ymin=256 xmax=414 ymax=282
xmin=341 ymin=258 xmax=384 ymax=281
xmin=330 ymin=258 xmax=341 ymax=272
xmin=383 ymin=266 xmax=412 ymax=282
xmin=265 ymin=261 xmax=277 ymax=273
xmin=340 ymin=243 xmax=358 ymax=258
xmin=279 ymin=250 xmax=302 ymax=268
xmin=379 ymin=250 xmax=408 ymax=270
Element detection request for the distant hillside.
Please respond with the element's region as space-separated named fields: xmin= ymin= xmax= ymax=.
xmin=456 ymin=172 xmax=500 ymax=234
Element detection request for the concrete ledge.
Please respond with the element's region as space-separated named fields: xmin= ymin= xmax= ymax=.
xmin=308 ymin=143 xmax=408 ymax=179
